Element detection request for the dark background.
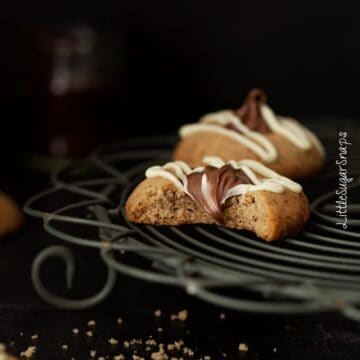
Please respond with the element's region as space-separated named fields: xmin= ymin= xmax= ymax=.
xmin=2 ymin=0 xmax=360 ymax=169
xmin=1 ymin=2 xmax=360 ymax=359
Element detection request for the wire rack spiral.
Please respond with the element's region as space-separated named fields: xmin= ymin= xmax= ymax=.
xmin=24 ymin=129 xmax=360 ymax=320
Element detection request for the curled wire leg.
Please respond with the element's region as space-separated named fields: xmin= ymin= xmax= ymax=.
xmin=31 ymin=245 xmax=117 ymax=310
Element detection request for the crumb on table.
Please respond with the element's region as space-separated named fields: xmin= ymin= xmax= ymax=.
xmin=108 ymin=338 xmax=119 ymax=345
xmin=238 ymin=343 xmax=248 ymax=352
xmin=170 ymin=309 xmax=188 ymax=321
xmin=154 ymin=309 xmax=162 ymax=317
xmin=20 ymin=346 xmax=36 ymax=358
xmin=90 ymin=349 xmax=96 ymax=357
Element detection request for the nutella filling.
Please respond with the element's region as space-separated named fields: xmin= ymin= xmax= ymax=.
xmin=185 ymin=165 xmax=253 ymax=224
xmin=230 ymin=88 xmax=271 ymax=133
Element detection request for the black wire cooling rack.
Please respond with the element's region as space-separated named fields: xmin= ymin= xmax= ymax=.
xmin=24 ymin=128 xmax=360 ymax=319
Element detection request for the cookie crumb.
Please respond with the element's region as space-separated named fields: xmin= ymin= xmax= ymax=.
xmin=178 ymin=310 xmax=188 ymax=321
xmin=87 ymin=320 xmax=96 ymax=326
xmin=219 ymin=313 xmax=226 ymax=320
xmin=72 ymin=328 xmax=79 ymax=335
xmin=20 ymin=346 xmax=36 ymax=358
xmin=150 ymin=346 xmax=167 ymax=360
xmin=124 ymin=341 xmax=130 ymax=348
xmin=273 ymin=347 xmax=277 ymax=352
xmin=117 ymin=317 xmax=123 ymax=325
xmin=109 ymin=338 xmax=119 ymax=345
xmin=154 ymin=309 xmax=162 ymax=317
xmin=170 ymin=310 xmax=188 ymax=321
xmin=62 ymin=345 xmax=68 ymax=350
xmin=87 ymin=330 xmax=94 ymax=337
xmin=90 ymin=350 xmax=96 ymax=357
xmin=130 ymin=339 xmax=142 ymax=346
xmin=31 ymin=334 xmax=38 ymax=341
xmin=157 ymin=327 xmax=163 ymax=332
xmin=146 ymin=339 xmax=157 ymax=346
xmin=114 ymin=355 xmax=125 ymax=360
xmin=174 ymin=340 xmax=184 ymax=350
xmin=132 ymin=355 xmax=144 ymax=360
xmin=238 ymin=343 xmax=248 ymax=352
xmin=167 ymin=344 xmax=175 ymax=351
xmin=183 ymin=347 xmax=194 ymax=356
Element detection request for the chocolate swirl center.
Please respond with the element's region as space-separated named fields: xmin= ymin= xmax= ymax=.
xmin=229 ymin=88 xmax=271 ymax=134
xmin=185 ymin=165 xmax=253 ymax=224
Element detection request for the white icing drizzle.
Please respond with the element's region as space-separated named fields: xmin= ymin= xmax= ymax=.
xmin=179 ymin=104 xmax=325 ymax=162
xmin=145 ymin=157 xmax=302 ymax=205
xmin=145 ymin=161 xmax=191 ymax=190
xmin=296 ymin=122 xmax=326 ymax=157
xmin=180 ymin=118 xmax=277 ymax=163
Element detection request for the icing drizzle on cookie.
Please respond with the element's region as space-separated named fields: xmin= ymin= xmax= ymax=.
xmin=179 ymin=88 xmax=325 ymax=163
xmin=145 ymin=157 xmax=302 ymax=224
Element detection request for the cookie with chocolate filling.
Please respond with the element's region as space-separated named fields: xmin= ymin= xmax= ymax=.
xmin=125 ymin=157 xmax=309 ymax=241
xmin=173 ymin=89 xmax=325 ymax=179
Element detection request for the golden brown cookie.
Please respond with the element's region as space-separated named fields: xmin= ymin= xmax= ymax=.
xmin=125 ymin=158 xmax=310 ymax=241
xmin=173 ymin=131 xmax=324 ymax=179
xmin=0 ymin=192 xmax=24 ymax=238
xmin=173 ymin=88 xmax=325 ymax=180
